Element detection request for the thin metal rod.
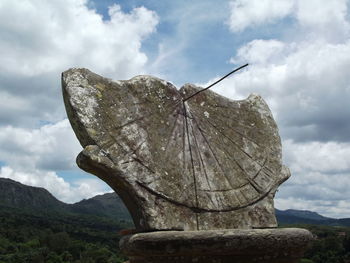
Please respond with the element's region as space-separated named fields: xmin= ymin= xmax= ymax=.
xmin=183 ymin=63 xmax=249 ymax=102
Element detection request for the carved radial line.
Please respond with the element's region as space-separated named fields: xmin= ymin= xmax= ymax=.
xmin=187 ymin=115 xmax=222 ymax=209
xmin=90 ymin=86 xmax=272 ymax=211
xmin=205 ymin=118 xmax=267 ymax=167
xmin=107 ymin=97 xmax=181 ymax=156
xmin=193 ymin=114 xmax=252 ymax=190
xmin=182 ymin=112 xmax=186 ymax=172
xmin=183 ymin=101 xmax=199 ymax=229
xmin=188 ymin=110 xmax=212 ymax=191
xmin=202 ymin=134 xmax=263 ymax=195
xmin=199 ymin=105 xmax=264 ymax=147
xmin=102 ymin=110 xmax=154 ymax=175
xmin=207 ymin=120 xmax=252 ymax=159
xmin=190 ymin=113 xmax=237 ymax=191
xmin=164 ymin=106 xmax=181 ymax=154
xmin=207 ymin=105 xmax=261 ymax=128
xmin=102 ymin=111 xmax=130 ymax=157
xmin=219 ymin=139 xmax=261 ymax=193
xmin=95 ymin=81 xmax=272 ymax=211
xmin=210 ymin=111 xmax=262 ymax=146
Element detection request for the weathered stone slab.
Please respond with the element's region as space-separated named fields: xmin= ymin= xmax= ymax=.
xmin=62 ymin=68 xmax=290 ymax=231
xmin=120 ymin=228 xmax=314 ymax=263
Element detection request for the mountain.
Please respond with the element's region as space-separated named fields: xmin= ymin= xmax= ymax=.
xmin=276 ymin=209 xmax=331 ymax=221
xmin=0 ymin=177 xmax=131 ymax=221
xmin=71 ymin=192 xmax=131 ymax=220
xmin=0 ymin=178 xmax=67 ymax=211
xmin=0 ymin=177 xmax=349 ymax=227
xmin=276 ymin=208 xmax=350 ymax=226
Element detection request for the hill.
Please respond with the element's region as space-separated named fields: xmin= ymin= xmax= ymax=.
xmin=276 ymin=208 xmax=350 ymax=227
xmin=0 ymin=177 xmax=349 ymax=227
xmin=0 ymin=178 xmax=131 ymax=263
xmin=71 ymin=193 xmax=131 ymax=221
xmin=0 ymin=178 xmax=67 ymax=211
xmin=0 ymin=178 xmax=131 ymax=221
xmin=0 ymin=177 xmax=350 ymax=263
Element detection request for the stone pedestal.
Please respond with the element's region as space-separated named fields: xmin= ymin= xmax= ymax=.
xmin=120 ymin=228 xmax=313 ymax=263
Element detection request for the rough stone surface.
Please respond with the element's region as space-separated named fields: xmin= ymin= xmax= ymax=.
xmin=120 ymin=228 xmax=314 ymax=263
xmin=62 ymin=68 xmax=290 ymax=231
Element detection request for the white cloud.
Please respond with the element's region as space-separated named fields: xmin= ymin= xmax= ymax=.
xmin=0 ymin=0 xmax=158 ymax=202
xmin=283 ymin=140 xmax=350 ymax=174
xmin=0 ymin=119 xmax=81 ymax=171
xmin=228 ymin=0 xmax=349 ymax=38
xmin=230 ymin=39 xmax=288 ymax=65
xmin=0 ymin=166 xmax=108 ymax=203
xmin=0 ymin=0 xmax=349 ymax=216
xmin=0 ymin=0 xmax=158 ymax=127
xmin=220 ymin=0 xmax=350 ymax=217
xmin=296 ymin=0 xmax=349 ymax=38
xmin=0 ymin=0 xmax=158 ymax=77
xmin=228 ymin=0 xmax=294 ymax=32
xmin=0 ymin=119 xmax=109 ymax=203
xmin=215 ymin=33 xmax=350 ymax=144
xmin=274 ymin=139 xmax=350 ymax=218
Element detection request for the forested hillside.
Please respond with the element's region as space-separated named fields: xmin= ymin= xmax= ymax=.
xmin=1 ymin=178 xmax=349 ymax=263
xmin=0 ymin=205 xmax=131 ymax=263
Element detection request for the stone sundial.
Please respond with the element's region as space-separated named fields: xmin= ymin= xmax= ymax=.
xmin=62 ymin=68 xmax=290 ymax=231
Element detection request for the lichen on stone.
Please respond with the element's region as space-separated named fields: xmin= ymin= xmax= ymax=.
xmin=62 ymin=68 xmax=290 ymax=231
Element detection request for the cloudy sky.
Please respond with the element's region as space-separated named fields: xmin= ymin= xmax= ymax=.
xmin=0 ymin=0 xmax=349 ymax=218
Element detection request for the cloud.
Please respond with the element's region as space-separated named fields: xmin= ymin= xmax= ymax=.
xmin=230 ymin=39 xmax=288 ymax=65
xmin=0 ymin=119 xmax=81 ymax=171
xmin=220 ymin=39 xmax=350 ymax=143
xmin=283 ymin=140 xmax=350 ymax=175
xmin=0 ymin=166 xmax=108 ymax=203
xmin=218 ymin=0 xmax=350 ymax=143
xmin=1 ymin=0 xmax=349 ymax=217
xmin=296 ymin=0 xmax=349 ymax=40
xmin=0 ymin=0 xmax=158 ymax=202
xmin=228 ymin=0 xmax=294 ymax=32
xmin=0 ymin=0 xmax=158 ymax=127
xmin=228 ymin=0 xmax=349 ymax=38
xmin=274 ymin=139 xmax=350 ymax=218
xmin=216 ymin=0 xmax=350 ymax=217
xmin=0 ymin=0 xmax=158 ymax=78
xmin=0 ymin=119 xmax=108 ymax=203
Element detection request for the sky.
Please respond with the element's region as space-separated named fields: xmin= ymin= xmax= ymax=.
xmin=0 ymin=0 xmax=349 ymax=218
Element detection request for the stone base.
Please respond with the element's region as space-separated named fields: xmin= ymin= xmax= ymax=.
xmin=120 ymin=228 xmax=313 ymax=263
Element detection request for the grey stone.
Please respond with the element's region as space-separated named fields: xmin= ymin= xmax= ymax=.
xmin=62 ymin=68 xmax=290 ymax=231
xmin=120 ymin=228 xmax=314 ymax=263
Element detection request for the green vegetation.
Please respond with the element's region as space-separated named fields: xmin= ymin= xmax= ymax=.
xmin=1 ymin=204 xmax=350 ymax=263
xmin=0 ymin=205 xmax=132 ymax=263
xmin=281 ymin=224 xmax=350 ymax=263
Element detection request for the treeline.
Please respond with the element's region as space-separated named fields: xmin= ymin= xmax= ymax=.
xmin=0 ymin=206 xmax=131 ymax=263
xmin=1 ymin=205 xmax=350 ymax=263
xmin=286 ymin=224 xmax=350 ymax=263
